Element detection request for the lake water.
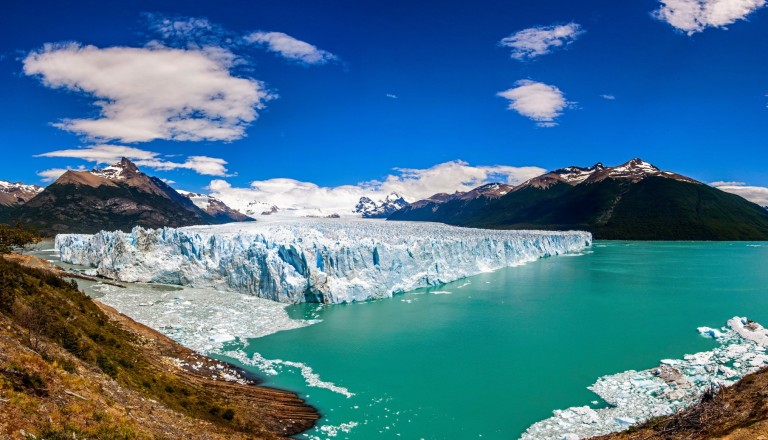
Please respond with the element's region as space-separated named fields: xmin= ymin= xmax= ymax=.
xmin=36 ymin=240 xmax=768 ymax=438
xmin=214 ymin=241 xmax=768 ymax=439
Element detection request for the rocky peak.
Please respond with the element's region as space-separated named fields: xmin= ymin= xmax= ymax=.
xmin=91 ymin=157 xmax=142 ymax=180
xmin=584 ymin=158 xmax=698 ymax=184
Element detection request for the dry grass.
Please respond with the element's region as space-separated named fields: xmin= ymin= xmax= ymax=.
xmin=0 ymin=255 xmax=318 ymax=439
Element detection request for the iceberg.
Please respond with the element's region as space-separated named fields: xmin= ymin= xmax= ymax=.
xmin=55 ymin=218 xmax=592 ymax=304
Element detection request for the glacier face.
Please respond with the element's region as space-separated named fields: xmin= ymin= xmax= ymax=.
xmin=55 ymin=218 xmax=592 ymax=304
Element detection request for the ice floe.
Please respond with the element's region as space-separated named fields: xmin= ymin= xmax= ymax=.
xmin=89 ymin=282 xmax=315 ymax=353
xmin=521 ymin=316 xmax=768 ymax=440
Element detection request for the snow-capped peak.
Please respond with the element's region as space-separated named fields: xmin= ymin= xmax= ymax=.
xmin=355 ymin=192 xmax=408 ymax=218
xmin=584 ymin=158 xmax=698 ymax=184
xmin=0 ymin=180 xmax=43 ymax=194
xmin=90 ymin=157 xmax=141 ymax=180
xmin=606 ymin=158 xmax=659 ymax=176
xmin=552 ymin=163 xmax=605 ymax=184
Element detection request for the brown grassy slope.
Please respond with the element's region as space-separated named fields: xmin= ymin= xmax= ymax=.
xmin=593 ymin=366 xmax=768 ymax=440
xmin=0 ymin=255 xmax=319 ymax=439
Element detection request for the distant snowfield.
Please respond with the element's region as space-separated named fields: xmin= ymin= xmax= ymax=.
xmin=55 ymin=218 xmax=592 ymax=304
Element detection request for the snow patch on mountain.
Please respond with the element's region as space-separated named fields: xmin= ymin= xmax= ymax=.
xmin=55 ymin=218 xmax=592 ymax=304
xmin=551 ymin=163 xmax=605 ymax=184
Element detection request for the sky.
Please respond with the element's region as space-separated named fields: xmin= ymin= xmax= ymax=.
xmin=2 ymin=0 xmax=768 ymax=210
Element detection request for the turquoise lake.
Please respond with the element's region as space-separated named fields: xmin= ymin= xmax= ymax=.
xmin=214 ymin=241 xmax=768 ymax=439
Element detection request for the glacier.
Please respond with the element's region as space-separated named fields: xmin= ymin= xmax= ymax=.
xmin=55 ymin=218 xmax=592 ymax=304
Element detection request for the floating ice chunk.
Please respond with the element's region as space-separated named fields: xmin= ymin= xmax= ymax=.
xmin=614 ymin=417 xmax=636 ymax=427
xmin=223 ymin=350 xmax=355 ymax=398
xmin=728 ymin=316 xmax=768 ymax=347
xmin=55 ymin=219 xmax=592 ymax=304
xmin=697 ymin=326 xmax=724 ymax=339
xmin=209 ymin=333 xmax=236 ymax=343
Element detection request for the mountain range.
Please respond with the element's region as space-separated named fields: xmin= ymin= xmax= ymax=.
xmin=0 ymin=158 xmax=249 ymax=235
xmin=2 ymin=157 xmax=767 ymax=240
xmin=0 ymin=180 xmax=43 ymax=207
xmin=389 ymin=158 xmax=768 ymax=240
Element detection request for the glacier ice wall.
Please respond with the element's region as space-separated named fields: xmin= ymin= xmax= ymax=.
xmin=55 ymin=219 xmax=592 ymax=304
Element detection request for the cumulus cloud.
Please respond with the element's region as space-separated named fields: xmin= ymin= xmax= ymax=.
xmin=500 ymin=23 xmax=584 ymax=61
xmin=207 ymin=160 xmax=545 ymax=216
xmin=601 ymin=94 xmax=616 ymax=100
xmin=23 ymin=43 xmax=272 ymax=143
xmin=244 ymin=31 xmax=338 ymax=65
xmin=711 ymin=181 xmax=768 ymax=206
xmin=653 ymin=0 xmax=766 ymax=34
xmin=35 ymin=144 xmax=232 ymax=176
xmin=386 ymin=94 xmax=398 ymax=99
xmin=497 ymin=80 xmax=570 ymax=127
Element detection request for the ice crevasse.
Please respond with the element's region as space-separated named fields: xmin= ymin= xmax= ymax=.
xmin=55 ymin=219 xmax=592 ymax=304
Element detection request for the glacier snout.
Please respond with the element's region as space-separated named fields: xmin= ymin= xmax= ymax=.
xmin=55 ymin=219 xmax=592 ymax=304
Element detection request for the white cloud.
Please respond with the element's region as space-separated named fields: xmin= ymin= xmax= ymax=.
xmin=601 ymin=94 xmax=616 ymax=100
xmin=244 ymin=31 xmax=338 ymax=65
xmin=497 ymin=80 xmax=570 ymax=127
xmin=500 ymin=23 xmax=584 ymax=61
xmin=711 ymin=181 xmax=768 ymax=206
xmin=35 ymin=144 xmax=157 ymax=163
xmin=145 ymin=15 xmax=221 ymax=47
xmin=208 ymin=160 xmax=546 ymax=216
xmin=35 ymin=144 xmax=232 ymax=176
xmin=36 ymin=166 xmax=86 ymax=182
xmin=135 ymin=156 xmax=232 ymax=177
xmin=23 ymin=43 xmax=272 ymax=143
xmin=653 ymin=0 xmax=766 ymax=35
xmin=386 ymin=94 xmax=398 ymax=99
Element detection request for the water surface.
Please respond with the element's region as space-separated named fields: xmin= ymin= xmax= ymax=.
xmin=220 ymin=241 xmax=768 ymax=438
xmin=35 ymin=240 xmax=768 ymax=438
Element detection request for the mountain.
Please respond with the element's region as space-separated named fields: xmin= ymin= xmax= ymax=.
xmin=7 ymin=158 xmax=219 ymax=235
xmin=178 ymin=191 xmax=254 ymax=223
xmin=389 ymin=158 xmax=768 ymax=240
xmin=0 ymin=180 xmax=43 ymax=207
xmin=354 ymin=193 xmax=408 ymax=218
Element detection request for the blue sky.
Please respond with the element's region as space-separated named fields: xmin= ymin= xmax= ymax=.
xmin=2 ymin=0 xmax=768 ymax=207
